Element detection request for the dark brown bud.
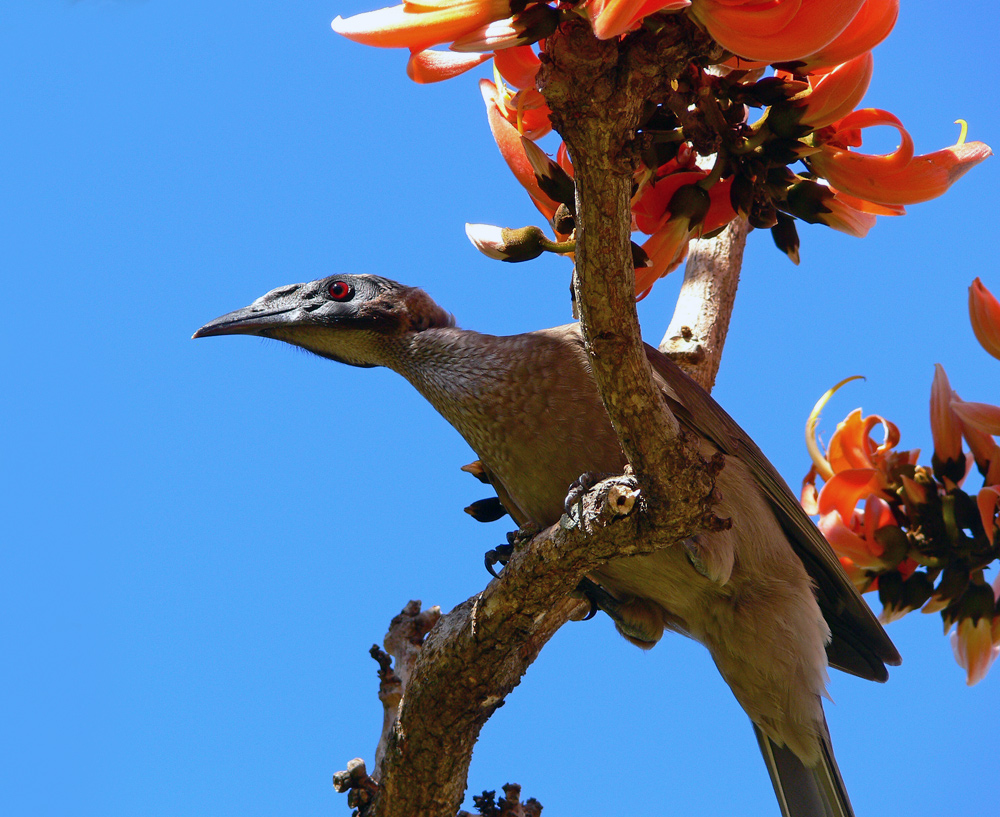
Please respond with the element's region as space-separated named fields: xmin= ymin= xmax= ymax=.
xmin=668 ymin=183 xmax=711 ymax=227
xmin=770 ymin=212 xmax=800 ymax=265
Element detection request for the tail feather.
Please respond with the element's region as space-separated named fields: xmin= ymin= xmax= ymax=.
xmin=752 ymin=717 xmax=854 ymax=817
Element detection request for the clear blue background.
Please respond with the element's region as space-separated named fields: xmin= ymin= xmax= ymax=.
xmin=3 ymin=2 xmax=997 ymax=815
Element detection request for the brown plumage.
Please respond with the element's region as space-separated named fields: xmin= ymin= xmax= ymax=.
xmin=194 ymin=273 xmax=900 ymax=817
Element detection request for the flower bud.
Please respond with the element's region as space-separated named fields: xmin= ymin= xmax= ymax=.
xmin=667 ymin=183 xmax=711 ymax=227
xmin=521 ymin=137 xmax=575 ymax=207
xmin=770 ymin=212 xmax=800 ymax=265
xmin=465 ymin=223 xmax=547 ymax=262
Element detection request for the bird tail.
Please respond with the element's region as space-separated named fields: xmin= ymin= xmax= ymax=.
xmin=752 ymin=715 xmax=854 ymax=817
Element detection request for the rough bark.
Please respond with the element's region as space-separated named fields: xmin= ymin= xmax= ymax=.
xmin=660 ymin=217 xmax=750 ymax=390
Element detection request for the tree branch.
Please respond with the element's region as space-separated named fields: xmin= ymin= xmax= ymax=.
xmin=538 ymin=18 xmax=718 ymax=512
xmin=355 ymin=474 xmax=706 ymax=817
xmin=659 ymin=217 xmax=750 ymax=391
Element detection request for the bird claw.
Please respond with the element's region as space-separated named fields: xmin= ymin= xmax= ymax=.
xmin=484 ymin=544 xmax=515 ymax=578
xmin=563 ymin=472 xmax=614 ymax=516
xmin=506 ymin=523 xmax=543 ymax=547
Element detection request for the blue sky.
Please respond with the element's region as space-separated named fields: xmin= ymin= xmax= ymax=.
xmin=3 ymin=2 xmax=997 ymax=815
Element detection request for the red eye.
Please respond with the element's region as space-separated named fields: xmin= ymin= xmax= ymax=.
xmin=328 ymin=281 xmax=353 ymax=301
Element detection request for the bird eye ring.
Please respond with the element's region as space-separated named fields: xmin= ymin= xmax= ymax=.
xmin=328 ymin=281 xmax=354 ymax=301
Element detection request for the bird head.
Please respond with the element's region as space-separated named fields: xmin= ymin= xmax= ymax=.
xmin=193 ymin=274 xmax=454 ymax=367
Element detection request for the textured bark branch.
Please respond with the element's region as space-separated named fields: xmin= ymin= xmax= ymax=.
xmin=538 ymin=18 xmax=718 ymax=514
xmin=659 ymin=217 xmax=750 ymax=391
xmin=357 ymin=474 xmax=704 ymax=817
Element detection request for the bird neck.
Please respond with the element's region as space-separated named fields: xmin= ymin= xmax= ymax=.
xmin=386 ymin=326 xmax=518 ymax=416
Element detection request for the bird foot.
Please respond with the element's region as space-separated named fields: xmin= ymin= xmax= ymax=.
xmin=483 ymin=523 xmax=543 ymax=578
xmin=572 ymin=578 xmax=664 ymax=647
xmin=563 ymin=471 xmax=616 ymax=516
xmin=484 ymin=544 xmax=514 ymax=578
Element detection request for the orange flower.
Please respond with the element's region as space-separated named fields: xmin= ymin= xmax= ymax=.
xmin=969 ymin=278 xmax=1000 ymax=362
xmin=808 ymin=112 xmax=992 ymax=207
xmin=406 ymin=48 xmax=489 ymax=83
xmin=955 ymin=396 xmax=1000 ymax=486
xmin=690 ymin=0 xmax=866 ymax=63
xmin=586 ymin=0 xmax=690 ymax=41
xmin=817 ymin=496 xmax=894 ymax=572
xmin=480 ymin=79 xmax=560 ymax=221
xmin=798 ymin=0 xmax=898 ymax=71
xmin=632 ymin=174 xmax=735 ymax=295
xmin=332 ymin=0 xmax=511 ymax=52
xmin=805 ymin=379 xmax=917 ymax=524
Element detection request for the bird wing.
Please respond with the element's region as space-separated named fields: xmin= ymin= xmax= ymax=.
xmin=642 ymin=343 xmax=901 ymax=680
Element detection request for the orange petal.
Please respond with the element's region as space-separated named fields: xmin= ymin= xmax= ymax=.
xmin=799 ymin=0 xmax=898 ymax=70
xmin=406 ymin=48 xmax=490 ymax=82
xmin=332 ymin=0 xmax=510 ymax=51
xmin=818 ymin=189 xmax=879 ymax=235
xmin=829 ymin=189 xmax=905 ymax=216
xmin=492 ymin=44 xmax=541 ymax=89
xmin=818 ymin=510 xmax=886 ymax=569
xmin=811 ymin=115 xmax=992 ymax=206
xmin=480 ymin=79 xmax=560 ymax=220
xmin=632 ymin=170 xmax=707 ymax=234
xmin=969 ymin=277 xmax=1000 ymax=362
xmin=977 ymin=487 xmax=1000 ymax=541
xmin=702 ymin=177 xmax=737 ymax=233
xmin=951 ymin=400 xmax=1000 ymax=436
xmin=827 ymin=407 xmax=899 ymax=472
xmin=635 ymin=218 xmax=690 ymax=293
xmin=587 ymin=0 xmax=690 ymax=40
xmin=798 ymin=51 xmax=873 ymax=129
xmin=817 ymin=467 xmax=883 ymax=522
xmin=692 ymin=0 xmax=866 ymax=63
xmin=862 ymin=494 xmax=894 ymax=539
xmin=930 ymin=364 xmax=964 ymax=463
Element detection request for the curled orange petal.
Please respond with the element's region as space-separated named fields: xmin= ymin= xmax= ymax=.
xmin=827 ymin=407 xmax=899 ymax=472
xmin=811 ymin=115 xmax=992 ymax=207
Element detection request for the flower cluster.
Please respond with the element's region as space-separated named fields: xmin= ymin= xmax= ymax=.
xmin=803 ymin=279 xmax=1000 ymax=685
xmin=332 ymin=0 xmax=990 ymax=297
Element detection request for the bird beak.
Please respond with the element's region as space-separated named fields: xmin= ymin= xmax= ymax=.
xmin=192 ymin=304 xmax=299 ymax=340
